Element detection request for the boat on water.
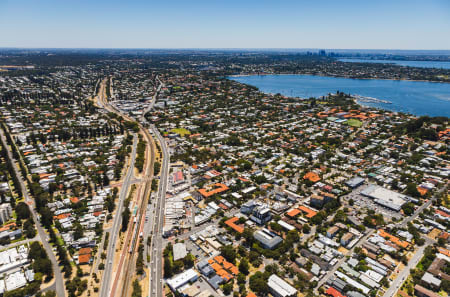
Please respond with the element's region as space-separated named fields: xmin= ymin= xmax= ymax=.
xmin=353 ymin=95 xmax=392 ymax=104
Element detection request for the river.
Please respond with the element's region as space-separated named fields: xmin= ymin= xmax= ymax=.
xmin=228 ymin=74 xmax=450 ymax=117
xmin=338 ymin=58 xmax=450 ymax=69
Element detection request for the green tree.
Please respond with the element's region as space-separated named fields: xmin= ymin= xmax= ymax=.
xmin=15 ymin=202 xmax=31 ymax=220
xmin=239 ymin=258 xmax=250 ymax=275
xmin=221 ymin=245 xmax=237 ymax=263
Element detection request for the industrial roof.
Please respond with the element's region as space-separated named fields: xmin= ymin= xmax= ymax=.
xmin=267 ymin=274 xmax=297 ymax=297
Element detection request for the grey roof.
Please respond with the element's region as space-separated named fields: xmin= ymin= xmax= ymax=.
xmin=197 ymin=259 xmax=209 ymax=269
xmin=207 ymin=275 xmax=223 ymax=290
xmin=345 ymin=177 xmax=365 ymax=188
xmin=347 ymin=291 xmax=366 ymax=297
xmin=267 ymin=274 xmax=297 ymax=297
xmin=332 ymin=278 xmax=347 ymax=291
xmin=254 ymin=228 xmax=283 ymax=249
xmin=200 ymin=265 xmax=214 ymax=276
xmin=421 ymin=272 xmax=442 ymax=287
xmin=173 ymin=243 xmax=187 ymax=261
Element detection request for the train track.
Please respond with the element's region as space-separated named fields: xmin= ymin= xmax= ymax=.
xmin=119 ymin=125 xmax=156 ymax=297
xmin=98 ymin=76 xmax=160 ymax=297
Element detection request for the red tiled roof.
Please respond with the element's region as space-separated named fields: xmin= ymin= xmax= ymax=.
xmin=78 ymin=253 xmax=91 ymax=264
xmin=225 ymin=217 xmax=244 ymax=233
xmin=303 ymin=172 xmax=320 ymax=183
xmin=286 ymin=208 xmax=301 ymax=218
xmin=326 ymin=287 xmax=346 ymax=297
xmin=198 ymin=183 xmax=229 ymax=198
xmin=299 ymin=206 xmax=317 ymax=218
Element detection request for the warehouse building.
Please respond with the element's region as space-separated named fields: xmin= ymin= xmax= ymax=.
xmin=345 ymin=177 xmax=365 ymax=188
xmin=360 ymin=184 xmax=409 ymax=211
xmin=166 ymin=268 xmax=199 ymax=292
xmin=267 ymin=274 xmax=297 ymax=297
xmin=253 ymin=228 xmax=283 ymax=250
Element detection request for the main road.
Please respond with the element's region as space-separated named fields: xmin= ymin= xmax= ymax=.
xmin=98 ymin=132 xmax=138 ymax=297
xmin=382 ymin=240 xmax=432 ymax=297
xmin=148 ymin=123 xmax=170 ymax=297
xmin=97 ymin=76 xmax=163 ymax=297
xmin=383 ymin=183 xmax=447 ymax=297
xmin=0 ymin=126 xmax=65 ymax=296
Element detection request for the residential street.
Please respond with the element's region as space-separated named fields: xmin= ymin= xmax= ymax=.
xmin=0 ymin=127 xmax=65 ymax=296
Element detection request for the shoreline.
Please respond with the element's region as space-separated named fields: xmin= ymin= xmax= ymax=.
xmin=226 ymin=75 xmax=450 ymax=118
xmin=227 ymin=73 xmax=450 ymax=84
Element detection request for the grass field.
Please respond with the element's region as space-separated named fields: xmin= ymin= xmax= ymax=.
xmin=170 ymin=128 xmax=190 ymax=136
xmin=346 ymin=119 xmax=363 ymax=128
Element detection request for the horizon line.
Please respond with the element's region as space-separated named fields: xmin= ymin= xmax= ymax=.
xmin=1 ymin=47 xmax=450 ymax=52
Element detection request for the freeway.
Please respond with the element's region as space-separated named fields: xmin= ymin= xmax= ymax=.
xmin=142 ymin=75 xmax=169 ymax=297
xmin=96 ymin=77 xmax=140 ymax=297
xmin=148 ymin=123 xmax=170 ymax=297
xmin=98 ymin=132 xmax=138 ymax=297
xmin=96 ymin=76 xmax=160 ymax=297
xmin=0 ymin=127 xmax=65 ymax=296
xmin=117 ymin=76 xmax=162 ymax=297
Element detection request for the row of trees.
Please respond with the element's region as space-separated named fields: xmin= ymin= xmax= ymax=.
xmin=135 ymin=137 xmax=146 ymax=172
xmin=121 ymin=185 xmax=136 ymax=232
xmin=0 ymin=123 xmax=23 ymax=200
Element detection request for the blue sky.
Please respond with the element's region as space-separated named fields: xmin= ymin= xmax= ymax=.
xmin=1 ymin=0 xmax=449 ymax=49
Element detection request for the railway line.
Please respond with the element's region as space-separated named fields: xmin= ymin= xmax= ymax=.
xmin=96 ymin=76 xmax=162 ymax=297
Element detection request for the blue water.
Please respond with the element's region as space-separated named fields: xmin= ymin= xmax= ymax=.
xmin=228 ymin=74 xmax=450 ymax=117
xmin=338 ymin=58 xmax=450 ymax=69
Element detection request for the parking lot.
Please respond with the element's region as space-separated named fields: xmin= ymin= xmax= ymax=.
xmin=342 ymin=184 xmax=403 ymax=220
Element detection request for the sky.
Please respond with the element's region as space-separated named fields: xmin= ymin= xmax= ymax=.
xmin=1 ymin=0 xmax=450 ymax=49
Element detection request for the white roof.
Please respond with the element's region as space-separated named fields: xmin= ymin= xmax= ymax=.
xmin=173 ymin=243 xmax=188 ymax=261
xmin=5 ymin=271 xmax=27 ymax=291
xmin=361 ymin=185 xmax=408 ymax=208
xmin=277 ymin=220 xmax=295 ymax=231
xmin=267 ymin=274 xmax=297 ymax=297
xmin=166 ymin=268 xmax=198 ymax=291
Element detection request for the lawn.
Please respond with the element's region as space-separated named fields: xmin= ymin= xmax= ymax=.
xmin=170 ymin=128 xmax=191 ymax=136
xmin=346 ymin=119 xmax=363 ymax=128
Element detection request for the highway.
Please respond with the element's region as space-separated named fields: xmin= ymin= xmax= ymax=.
xmin=98 ymin=132 xmax=138 ymax=297
xmin=96 ymin=76 xmax=162 ymax=297
xmin=117 ymin=76 xmax=163 ymax=297
xmin=0 ymin=127 xmax=65 ymax=296
xmin=148 ymin=123 xmax=170 ymax=297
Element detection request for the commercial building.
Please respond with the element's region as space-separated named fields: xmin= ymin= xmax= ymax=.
xmin=267 ymin=274 xmax=297 ymax=297
xmin=173 ymin=243 xmax=188 ymax=261
xmin=253 ymin=228 xmax=283 ymax=250
xmin=361 ymin=185 xmax=409 ymax=211
xmin=166 ymin=268 xmax=199 ymax=292
xmin=250 ymin=205 xmax=272 ymax=225
xmin=345 ymin=177 xmax=365 ymax=188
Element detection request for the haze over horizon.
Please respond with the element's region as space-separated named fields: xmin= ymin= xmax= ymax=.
xmin=1 ymin=0 xmax=450 ymax=50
